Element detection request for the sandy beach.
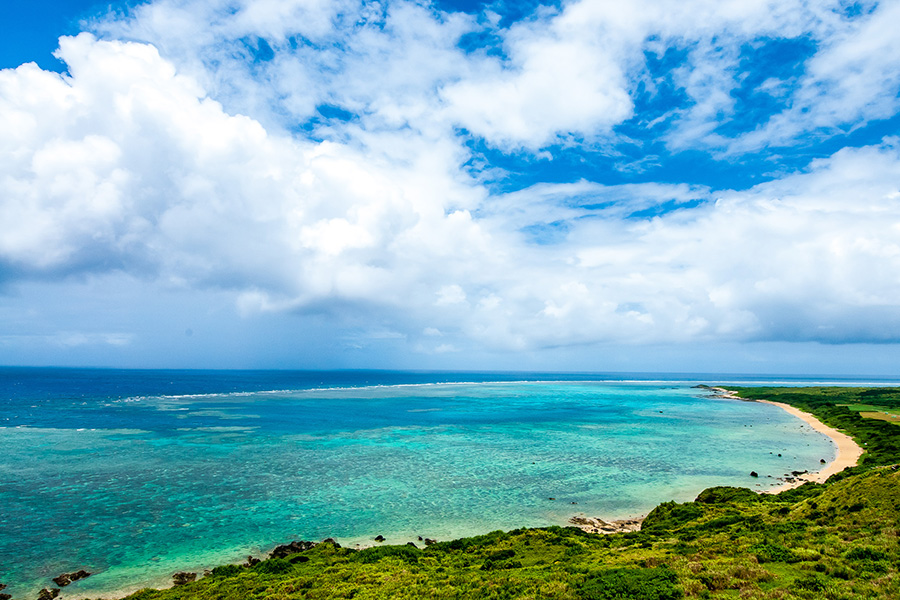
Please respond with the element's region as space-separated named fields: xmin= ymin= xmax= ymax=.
xmin=570 ymin=388 xmax=868 ymax=532
xmin=710 ymin=388 xmax=865 ymax=493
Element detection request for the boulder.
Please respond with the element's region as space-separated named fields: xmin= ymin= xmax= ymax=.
xmin=423 ymin=538 xmax=437 ymax=546
xmin=52 ymin=570 xmax=91 ymax=587
xmin=750 ymin=471 xmax=759 ymax=478
xmin=322 ymin=538 xmax=342 ymax=548
xmin=374 ymin=535 xmax=385 ymax=542
xmin=243 ymin=556 xmax=261 ymax=567
xmin=0 ymin=593 xmax=10 ymax=600
xmin=269 ymin=540 xmax=317 ymax=559
xmin=406 ymin=542 xmax=418 ymax=549
xmin=172 ymin=572 xmax=196 ymax=586
xmin=38 ymin=589 xmax=60 ymax=600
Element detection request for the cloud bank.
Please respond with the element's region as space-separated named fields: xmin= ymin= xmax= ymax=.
xmin=2 ymin=0 xmax=900 ymax=365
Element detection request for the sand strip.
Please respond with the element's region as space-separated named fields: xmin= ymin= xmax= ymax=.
xmin=570 ymin=388 xmax=868 ymax=530
xmin=711 ymin=388 xmax=865 ymax=492
xmin=754 ymin=399 xmax=864 ymax=492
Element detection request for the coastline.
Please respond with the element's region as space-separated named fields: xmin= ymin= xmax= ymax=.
xmin=55 ymin=385 xmax=865 ymax=597
xmin=710 ymin=388 xmax=865 ymax=493
xmin=570 ymin=387 xmax=868 ymax=532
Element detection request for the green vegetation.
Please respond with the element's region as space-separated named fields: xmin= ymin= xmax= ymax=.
xmin=110 ymin=387 xmax=900 ymax=600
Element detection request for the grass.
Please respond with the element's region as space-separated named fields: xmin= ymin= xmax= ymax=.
xmin=87 ymin=387 xmax=900 ymax=600
xmin=837 ymin=403 xmax=900 ymax=425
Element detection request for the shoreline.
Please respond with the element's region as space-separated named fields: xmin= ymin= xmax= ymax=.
xmin=569 ymin=387 xmax=868 ymax=532
xmin=62 ymin=385 xmax=865 ymax=597
xmin=710 ymin=388 xmax=865 ymax=493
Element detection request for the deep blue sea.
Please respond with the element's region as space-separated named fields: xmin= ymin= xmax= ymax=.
xmin=0 ymin=368 xmax=892 ymax=598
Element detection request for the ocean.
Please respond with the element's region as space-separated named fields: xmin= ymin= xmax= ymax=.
xmin=0 ymin=368 xmax=884 ymax=598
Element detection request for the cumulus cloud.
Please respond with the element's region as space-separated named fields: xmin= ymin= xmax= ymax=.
xmin=2 ymin=0 xmax=900 ymax=365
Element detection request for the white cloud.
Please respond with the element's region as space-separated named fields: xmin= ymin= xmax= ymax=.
xmin=3 ymin=0 xmax=900 ymax=366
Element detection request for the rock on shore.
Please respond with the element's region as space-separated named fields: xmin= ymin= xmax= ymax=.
xmin=52 ymin=570 xmax=91 ymax=587
xmin=569 ymin=516 xmax=643 ymax=534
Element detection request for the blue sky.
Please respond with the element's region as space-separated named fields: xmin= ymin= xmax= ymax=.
xmin=2 ymin=0 xmax=900 ymax=374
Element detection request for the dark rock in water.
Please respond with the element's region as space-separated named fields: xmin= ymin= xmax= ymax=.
xmin=423 ymin=538 xmax=436 ymax=546
xmin=243 ymin=556 xmax=261 ymax=567
xmin=288 ymin=555 xmax=310 ymax=564
xmin=406 ymin=542 xmax=418 ymax=548
xmin=750 ymin=471 xmax=759 ymax=478
xmin=322 ymin=538 xmax=341 ymax=548
xmin=172 ymin=572 xmax=197 ymax=586
xmin=374 ymin=535 xmax=385 ymax=542
xmin=820 ymin=459 xmax=827 ymax=464
xmin=52 ymin=570 xmax=91 ymax=587
xmin=0 ymin=584 xmax=6 ymax=591
xmin=417 ymin=536 xmax=423 ymax=541
xmin=548 ymin=497 xmax=555 ymax=500
xmin=270 ymin=540 xmax=317 ymax=559
xmin=791 ymin=470 xmax=808 ymax=476
xmin=38 ymin=589 xmax=60 ymax=600
xmin=777 ymin=453 xmax=782 ymax=457
xmin=0 ymin=593 xmax=10 ymax=600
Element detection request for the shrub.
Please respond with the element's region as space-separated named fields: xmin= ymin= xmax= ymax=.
xmin=750 ymin=543 xmax=799 ymax=563
xmin=643 ymin=501 xmax=703 ymax=532
xmin=793 ymin=574 xmax=826 ymax=592
xmin=579 ymin=567 xmax=683 ymax=600
xmin=695 ymin=487 xmax=760 ymax=505
xmin=253 ymin=558 xmax=293 ymax=575
xmin=209 ymin=564 xmax=242 ymax=578
xmin=844 ymin=547 xmax=888 ymax=561
xmin=354 ymin=544 xmax=423 ymax=564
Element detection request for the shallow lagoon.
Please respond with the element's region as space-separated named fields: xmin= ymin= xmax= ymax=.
xmin=0 ymin=373 xmax=835 ymax=598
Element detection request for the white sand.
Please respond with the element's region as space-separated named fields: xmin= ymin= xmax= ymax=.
xmin=754 ymin=399 xmax=864 ymax=492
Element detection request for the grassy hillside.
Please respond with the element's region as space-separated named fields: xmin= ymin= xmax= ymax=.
xmin=99 ymin=388 xmax=900 ymax=599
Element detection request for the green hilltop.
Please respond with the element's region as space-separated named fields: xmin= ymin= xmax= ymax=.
xmin=104 ymin=388 xmax=900 ymax=599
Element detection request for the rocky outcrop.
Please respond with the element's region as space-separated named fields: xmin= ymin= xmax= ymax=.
xmin=38 ymin=589 xmax=59 ymax=600
xmin=322 ymin=538 xmax=341 ymax=548
xmin=52 ymin=570 xmax=91 ymax=587
xmin=172 ymin=572 xmax=196 ymax=586
xmin=374 ymin=535 xmax=385 ymax=542
xmin=269 ymin=540 xmax=317 ymax=559
xmin=569 ymin=516 xmax=644 ymax=534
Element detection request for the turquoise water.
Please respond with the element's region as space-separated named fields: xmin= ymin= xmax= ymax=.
xmin=0 ymin=373 xmax=838 ymax=598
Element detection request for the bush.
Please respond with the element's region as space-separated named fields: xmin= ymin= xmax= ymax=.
xmin=579 ymin=567 xmax=683 ymax=600
xmin=750 ymin=542 xmax=799 ymax=563
xmin=354 ymin=544 xmax=423 ymax=564
xmin=209 ymin=564 xmax=242 ymax=578
xmin=253 ymin=558 xmax=293 ymax=575
xmin=844 ymin=547 xmax=888 ymax=561
xmin=643 ymin=501 xmax=703 ymax=532
xmin=695 ymin=487 xmax=760 ymax=505
xmin=793 ymin=574 xmax=826 ymax=592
